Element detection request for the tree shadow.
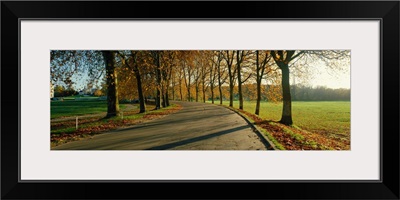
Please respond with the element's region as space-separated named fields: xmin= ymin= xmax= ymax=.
xmin=113 ymin=112 xmax=234 ymax=132
xmin=146 ymin=125 xmax=249 ymax=150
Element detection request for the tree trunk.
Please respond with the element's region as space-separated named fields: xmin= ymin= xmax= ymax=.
xmin=187 ymin=87 xmax=191 ymax=102
xmin=161 ymin=89 xmax=166 ymax=108
xmin=102 ymin=51 xmax=120 ymax=118
xmin=218 ymin=84 xmax=223 ymax=105
xmin=218 ymin=67 xmax=223 ymax=105
xmin=255 ymin=50 xmax=261 ymax=115
xmin=179 ymin=80 xmax=183 ymax=101
xmin=238 ymin=80 xmax=243 ymax=109
xmin=171 ymin=81 xmax=175 ymax=101
xmin=202 ymin=84 xmax=206 ymax=103
xmin=228 ymin=66 xmax=234 ymax=107
xmin=195 ymin=85 xmax=199 ymax=102
xmin=237 ymin=53 xmax=243 ymax=110
xmin=156 ymin=89 xmax=161 ymax=109
xmin=280 ymin=65 xmax=293 ymax=125
xmin=170 ymin=68 xmax=175 ymax=101
xmin=255 ymin=79 xmax=261 ymax=115
xmin=155 ymin=67 xmax=161 ymax=109
xmin=225 ymin=51 xmax=235 ymax=108
xmin=211 ymin=87 xmax=214 ymax=104
xmin=133 ymin=64 xmax=145 ymax=113
xmin=161 ymin=81 xmax=167 ymax=108
xmin=229 ymin=84 xmax=234 ymax=107
xmin=165 ymin=90 xmax=170 ymax=107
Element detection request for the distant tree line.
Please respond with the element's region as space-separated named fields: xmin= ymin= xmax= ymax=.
xmin=53 ymin=85 xmax=105 ymax=97
xmin=291 ymin=85 xmax=350 ymax=101
xmin=203 ymin=84 xmax=350 ymax=102
xmin=53 ymin=85 xmax=77 ymax=97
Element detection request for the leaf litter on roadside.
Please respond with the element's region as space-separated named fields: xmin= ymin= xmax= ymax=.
xmin=51 ymin=104 xmax=182 ymax=147
xmin=235 ymin=108 xmax=350 ymax=150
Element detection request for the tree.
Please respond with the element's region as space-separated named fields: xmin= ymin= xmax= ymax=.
xmin=271 ymin=50 xmax=350 ymax=125
xmin=271 ymin=50 xmax=302 ymax=125
xmin=118 ymin=51 xmax=146 ymax=113
xmin=215 ymin=51 xmax=227 ymax=105
xmin=176 ymin=64 xmax=185 ymax=100
xmin=236 ymin=50 xmax=252 ymax=110
xmin=102 ymin=50 xmax=120 ymax=118
xmin=160 ymin=50 xmax=178 ymax=107
xmin=180 ymin=51 xmax=195 ymax=102
xmin=168 ymin=52 xmax=180 ymax=101
xmin=93 ymin=89 xmax=104 ymax=97
xmin=150 ymin=51 xmax=162 ymax=109
xmin=222 ymin=50 xmax=236 ymax=107
xmin=208 ymin=51 xmax=219 ymax=104
xmin=54 ymin=85 xmax=65 ymax=97
xmin=192 ymin=52 xmax=205 ymax=102
xmin=236 ymin=50 xmax=244 ymax=109
xmin=255 ymin=50 xmax=273 ymax=115
xmin=199 ymin=53 xmax=210 ymax=103
xmin=51 ymin=50 xmax=120 ymax=118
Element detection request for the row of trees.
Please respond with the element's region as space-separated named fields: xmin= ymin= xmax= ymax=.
xmin=53 ymin=85 xmax=78 ymax=97
xmin=51 ymin=50 xmax=350 ymax=124
xmin=53 ymin=84 xmax=105 ymax=97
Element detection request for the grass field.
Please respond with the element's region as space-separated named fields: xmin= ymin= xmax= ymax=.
xmin=208 ymin=100 xmax=350 ymax=139
xmin=51 ymin=100 xmax=126 ymax=119
xmin=51 ymin=101 xmax=107 ymax=119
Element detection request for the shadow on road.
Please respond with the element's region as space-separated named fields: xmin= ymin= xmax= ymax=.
xmin=114 ymin=112 xmax=233 ymax=132
xmin=146 ymin=125 xmax=249 ymax=150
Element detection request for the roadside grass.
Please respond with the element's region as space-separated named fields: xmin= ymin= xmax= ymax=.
xmin=207 ymin=100 xmax=350 ymax=150
xmin=51 ymin=104 xmax=182 ymax=147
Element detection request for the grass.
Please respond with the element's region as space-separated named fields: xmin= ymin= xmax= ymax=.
xmin=51 ymin=100 xmax=126 ymax=119
xmin=208 ymin=100 xmax=350 ymax=150
xmin=51 ymin=104 xmax=182 ymax=147
xmin=210 ymin=101 xmax=350 ymax=137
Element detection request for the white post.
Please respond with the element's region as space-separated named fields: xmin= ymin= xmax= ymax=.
xmin=76 ymin=117 xmax=78 ymax=130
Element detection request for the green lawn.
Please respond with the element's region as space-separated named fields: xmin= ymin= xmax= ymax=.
xmin=51 ymin=100 xmax=126 ymax=119
xmin=207 ymin=101 xmax=350 ymax=137
xmin=51 ymin=100 xmax=107 ymax=119
xmin=63 ymin=96 xmax=100 ymax=101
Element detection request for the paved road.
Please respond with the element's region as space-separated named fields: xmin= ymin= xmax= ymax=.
xmin=52 ymin=101 xmax=268 ymax=150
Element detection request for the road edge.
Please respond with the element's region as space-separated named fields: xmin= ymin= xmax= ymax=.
xmin=222 ymin=106 xmax=277 ymax=150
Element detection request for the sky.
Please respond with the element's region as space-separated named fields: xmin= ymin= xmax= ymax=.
xmin=294 ymin=64 xmax=350 ymax=89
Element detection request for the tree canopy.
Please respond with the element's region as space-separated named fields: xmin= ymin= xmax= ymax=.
xmin=51 ymin=50 xmax=350 ymax=123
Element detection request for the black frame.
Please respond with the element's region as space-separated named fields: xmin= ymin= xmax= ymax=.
xmin=2 ymin=1 xmax=399 ymax=199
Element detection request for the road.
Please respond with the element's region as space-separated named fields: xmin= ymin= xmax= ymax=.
xmin=52 ymin=101 xmax=269 ymax=150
